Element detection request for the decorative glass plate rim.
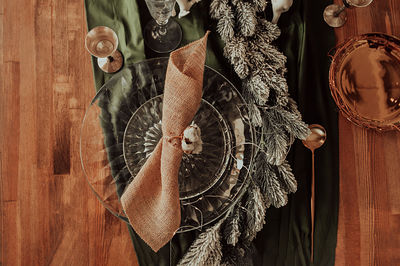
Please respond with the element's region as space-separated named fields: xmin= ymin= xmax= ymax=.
xmin=329 ymin=32 xmax=400 ymax=131
xmin=80 ymin=57 xmax=255 ymax=232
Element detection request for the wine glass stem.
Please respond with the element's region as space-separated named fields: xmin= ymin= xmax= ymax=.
xmin=152 ymin=22 xmax=168 ymax=41
xmin=311 ymin=150 xmax=315 ymax=263
xmin=157 ymin=24 xmax=167 ymax=36
xmin=334 ymin=5 xmax=346 ymax=17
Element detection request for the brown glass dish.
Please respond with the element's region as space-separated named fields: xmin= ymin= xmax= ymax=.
xmin=329 ymin=33 xmax=400 ymax=131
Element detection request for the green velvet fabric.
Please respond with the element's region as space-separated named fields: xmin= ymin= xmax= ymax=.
xmin=254 ymin=1 xmax=339 ymax=265
xmin=84 ymin=0 xmax=338 ymax=265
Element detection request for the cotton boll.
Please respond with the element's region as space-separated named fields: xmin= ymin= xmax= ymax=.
xmin=192 ymin=139 xmax=203 ymax=154
xmin=182 ymin=140 xmax=195 ymax=154
xmin=183 ymin=125 xmax=201 ymax=142
xmin=182 ymin=124 xmax=203 ymax=154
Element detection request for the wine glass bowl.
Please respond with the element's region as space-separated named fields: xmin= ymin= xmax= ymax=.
xmin=146 ymin=0 xmax=175 ymax=25
xmin=85 ymin=26 xmax=123 ymax=73
xmin=144 ymin=0 xmax=182 ymax=53
xmin=85 ymin=26 xmax=118 ymax=57
xmin=323 ymin=0 xmax=373 ymax=28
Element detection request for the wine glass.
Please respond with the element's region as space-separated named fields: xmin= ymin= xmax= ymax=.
xmin=144 ymin=0 xmax=182 ymax=53
xmin=323 ymin=0 xmax=373 ymax=28
xmin=85 ymin=26 xmax=123 ymax=73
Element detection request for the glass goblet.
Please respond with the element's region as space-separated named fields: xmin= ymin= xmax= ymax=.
xmin=85 ymin=26 xmax=123 ymax=73
xmin=323 ymin=0 xmax=373 ymax=28
xmin=144 ymin=0 xmax=182 ymax=53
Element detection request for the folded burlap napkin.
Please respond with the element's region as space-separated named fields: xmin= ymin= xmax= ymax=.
xmin=121 ymin=32 xmax=209 ymax=252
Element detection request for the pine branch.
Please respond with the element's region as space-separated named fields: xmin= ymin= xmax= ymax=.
xmin=223 ymin=207 xmax=242 ymax=246
xmin=285 ymin=97 xmax=302 ymax=117
xmin=254 ymin=153 xmax=288 ymax=208
xmin=271 ymin=107 xmax=310 ymax=140
xmin=259 ymin=44 xmax=287 ymax=72
xmin=251 ymin=0 xmax=268 ymax=12
xmin=247 ymin=49 xmax=265 ymax=71
xmin=236 ymin=2 xmax=257 ymax=37
xmin=277 ymin=160 xmax=297 ymax=193
xmin=178 ymin=218 xmax=226 ymax=266
xmin=247 ymin=103 xmax=263 ymax=127
xmin=230 ymin=0 xmax=241 ymax=7
xmin=265 ymin=169 xmax=288 ymax=208
xmin=261 ymin=112 xmax=290 ymax=165
xmin=243 ymin=184 xmax=266 ymax=241
xmin=210 ymin=0 xmax=229 ymax=19
xmin=224 ymin=36 xmax=250 ymax=79
xmin=245 ymin=74 xmax=270 ymax=105
xmin=216 ymin=7 xmax=235 ymax=42
xmin=258 ymin=18 xmax=281 ymax=42
xmin=248 ymin=19 xmax=281 ymax=52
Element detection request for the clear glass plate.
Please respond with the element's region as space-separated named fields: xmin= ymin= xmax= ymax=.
xmin=80 ymin=58 xmax=254 ymax=232
xmin=123 ymin=95 xmax=232 ymax=200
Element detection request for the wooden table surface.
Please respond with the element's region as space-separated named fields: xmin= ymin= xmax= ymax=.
xmin=0 ymin=0 xmax=139 ymax=265
xmin=0 ymin=0 xmax=399 ymax=265
xmin=334 ymin=1 xmax=400 ymax=265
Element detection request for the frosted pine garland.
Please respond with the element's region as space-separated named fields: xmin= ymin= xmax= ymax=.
xmin=179 ymin=1 xmax=310 ymax=264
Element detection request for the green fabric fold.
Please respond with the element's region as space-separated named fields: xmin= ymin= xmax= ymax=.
xmin=84 ymin=0 xmax=338 ymax=265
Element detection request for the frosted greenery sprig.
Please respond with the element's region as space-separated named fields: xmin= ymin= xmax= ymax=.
xmin=179 ymin=1 xmax=309 ymax=264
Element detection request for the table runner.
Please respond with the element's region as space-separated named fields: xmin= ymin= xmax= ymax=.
xmin=84 ymin=0 xmax=338 ymax=265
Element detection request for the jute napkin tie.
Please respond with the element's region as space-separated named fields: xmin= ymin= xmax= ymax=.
xmin=121 ymin=32 xmax=210 ymax=252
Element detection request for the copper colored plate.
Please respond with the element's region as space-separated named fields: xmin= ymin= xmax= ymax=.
xmin=329 ymin=33 xmax=400 ymax=131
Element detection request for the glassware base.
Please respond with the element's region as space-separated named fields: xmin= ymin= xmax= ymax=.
xmin=323 ymin=4 xmax=347 ymax=28
xmin=144 ymin=19 xmax=182 ymax=53
xmin=97 ymin=50 xmax=123 ymax=73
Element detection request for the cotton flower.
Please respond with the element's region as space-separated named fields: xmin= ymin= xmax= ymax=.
xmin=181 ymin=124 xmax=203 ymax=154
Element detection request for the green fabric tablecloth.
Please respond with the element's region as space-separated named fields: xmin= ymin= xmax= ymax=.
xmin=84 ymin=0 xmax=338 ymax=265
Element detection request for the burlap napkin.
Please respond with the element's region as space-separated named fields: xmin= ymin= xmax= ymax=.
xmin=121 ymin=32 xmax=209 ymax=252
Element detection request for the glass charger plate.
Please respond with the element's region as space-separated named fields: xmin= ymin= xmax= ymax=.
xmin=80 ymin=58 xmax=254 ymax=232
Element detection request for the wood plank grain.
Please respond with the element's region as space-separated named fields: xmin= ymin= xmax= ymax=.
xmin=52 ymin=0 xmax=71 ymax=175
xmin=0 ymin=0 xmax=138 ymax=265
xmin=0 ymin=4 xmax=4 ymax=261
xmin=334 ymin=0 xmax=400 ymax=265
xmin=1 ymin=61 xmax=21 ymax=265
xmin=34 ymin=0 xmax=54 ymax=172
xmin=53 ymin=83 xmax=71 ymax=175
